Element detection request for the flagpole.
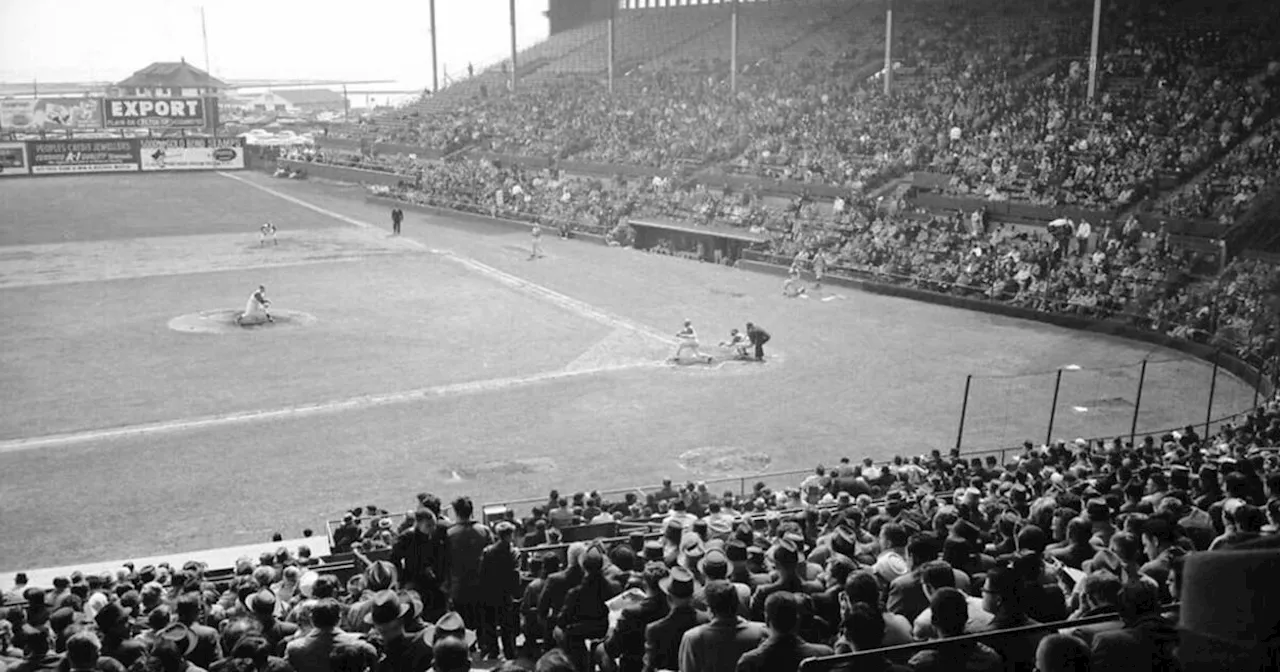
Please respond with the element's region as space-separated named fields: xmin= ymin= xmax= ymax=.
xmin=201 ymin=7 xmax=212 ymax=78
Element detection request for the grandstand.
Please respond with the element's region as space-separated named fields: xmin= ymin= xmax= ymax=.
xmin=5 ymin=0 xmax=1280 ymax=671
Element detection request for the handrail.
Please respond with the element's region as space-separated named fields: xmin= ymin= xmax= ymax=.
xmin=798 ymin=603 xmax=1182 ymax=671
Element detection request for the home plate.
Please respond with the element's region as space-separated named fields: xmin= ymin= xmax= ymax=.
xmin=1072 ymin=406 xmax=1089 ymax=412
xmin=1064 ymin=364 xmax=1082 ymax=371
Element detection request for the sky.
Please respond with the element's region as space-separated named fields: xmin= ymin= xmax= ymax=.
xmin=0 ymin=0 xmax=550 ymax=88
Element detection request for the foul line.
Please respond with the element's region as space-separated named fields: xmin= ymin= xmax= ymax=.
xmin=218 ymin=172 xmax=675 ymax=346
xmin=0 ymin=363 xmax=660 ymax=454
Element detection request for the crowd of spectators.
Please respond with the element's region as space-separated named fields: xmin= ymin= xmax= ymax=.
xmin=5 ymin=411 xmax=1279 ymax=672
xmin=328 ymin=1 xmax=1279 ymax=220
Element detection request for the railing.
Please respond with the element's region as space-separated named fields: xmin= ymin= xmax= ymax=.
xmin=798 ymin=604 xmax=1181 ymax=670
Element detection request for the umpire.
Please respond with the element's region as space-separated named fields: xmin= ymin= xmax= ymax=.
xmin=391 ymin=207 xmax=403 ymax=235
xmin=745 ymin=322 xmax=770 ymax=361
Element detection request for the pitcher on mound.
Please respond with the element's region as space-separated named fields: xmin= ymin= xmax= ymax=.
xmin=236 ymin=285 xmax=273 ymax=326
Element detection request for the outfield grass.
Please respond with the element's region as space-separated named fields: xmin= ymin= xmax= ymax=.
xmin=0 ymin=171 xmax=1255 ymax=571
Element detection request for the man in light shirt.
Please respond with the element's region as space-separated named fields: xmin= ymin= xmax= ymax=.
xmin=912 ymin=561 xmax=992 ymax=639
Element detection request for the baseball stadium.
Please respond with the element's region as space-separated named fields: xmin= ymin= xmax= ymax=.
xmin=1 ymin=0 xmax=1277 ymax=671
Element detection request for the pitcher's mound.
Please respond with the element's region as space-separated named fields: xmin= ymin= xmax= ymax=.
xmin=168 ymin=309 xmax=317 ymax=334
xmin=678 ymin=446 xmax=772 ymax=478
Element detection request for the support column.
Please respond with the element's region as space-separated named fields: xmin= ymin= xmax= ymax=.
xmin=1087 ymin=0 xmax=1102 ymax=101
xmin=429 ymin=0 xmax=439 ymax=92
xmin=883 ymin=0 xmax=893 ymax=97
xmin=509 ymin=0 xmax=518 ymax=93
xmin=730 ymin=0 xmax=739 ymax=93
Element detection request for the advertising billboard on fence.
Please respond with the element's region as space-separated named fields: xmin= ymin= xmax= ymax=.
xmin=0 ymin=142 xmax=30 ymax=176
xmin=27 ymin=139 xmax=140 ymax=174
xmin=139 ymin=137 xmax=244 ymax=171
xmin=0 ymin=98 xmax=103 ymax=132
xmin=102 ymin=97 xmax=218 ymax=128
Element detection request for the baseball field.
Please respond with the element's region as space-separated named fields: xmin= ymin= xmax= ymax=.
xmin=0 ymin=170 xmax=1256 ymax=571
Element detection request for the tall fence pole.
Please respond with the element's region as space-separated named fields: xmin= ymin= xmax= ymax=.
xmin=1130 ymin=359 xmax=1147 ymax=447
xmin=883 ymin=0 xmax=893 ymax=97
xmin=1205 ymin=350 xmax=1220 ymax=437
xmin=1087 ymin=0 xmax=1102 ymax=101
xmin=606 ymin=2 xmax=616 ymax=94
xmin=729 ymin=0 xmax=739 ymax=93
xmin=429 ymin=0 xmax=439 ymax=93
xmin=508 ymin=0 xmax=518 ymax=94
xmin=1046 ymin=369 xmax=1064 ymax=446
xmin=955 ymin=375 xmax=972 ymax=453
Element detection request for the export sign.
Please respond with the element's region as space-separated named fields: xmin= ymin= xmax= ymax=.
xmin=139 ymin=137 xmax=245 ymax=171
xmin=28 ymin=139 xmax=140 ymax=174
xmin=0 ymin=142 xmax=30 ymax=176
xmin=102 ymin=97 xmax=218 ymax=128
xmin=0 ymin=98 xmax=103 ymax=131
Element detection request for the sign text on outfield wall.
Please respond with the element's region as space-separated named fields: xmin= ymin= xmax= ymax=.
xmin=102 ymin=97 xmax=219 ymax=128
xmin=140 ymin=137 xmax=245 ymax=171
xmin=27 ymin=139 xmax=141 ymax=174
xmin=0 ymin=98 xmax=103 ymax=131
xmin=0 ymin=142 xmax=31 ymax=176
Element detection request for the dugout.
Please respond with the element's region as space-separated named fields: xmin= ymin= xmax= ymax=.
xmin=628 ymin=217 xmax=769 ymax=264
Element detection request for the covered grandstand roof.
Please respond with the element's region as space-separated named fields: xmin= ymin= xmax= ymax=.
xmin=115 ymin=59 xmax=227 ymax=89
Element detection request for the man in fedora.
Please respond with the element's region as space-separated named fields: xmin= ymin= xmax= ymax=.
xmin=423 ymin=612 xmax=476 ymax=649
xmin=94 ymin=602 xmax=145 ymax=669
xmin=365 ymin=591 xmax=434 ymax=672
xmin=693 ymin=550 xmax=750 ymax=619
xmin=748 ymin=541 xmax=822 ymax=622
xmin=9 ymin=624 xmax=61 ymax=672
xmin=245 ymin=590 xmax=297 ymax=652
xmin=285 ymin=599 xmax=375 ymax=672
xmin=173 ymin=594 xmax=221 ymax=669
xmin=677 ymin=580 xmax=768 ymax=672
xmin=477 ymin=520 xmax=520 ymax=661
xmin=643 ymin=566 xmax=706 ymax=672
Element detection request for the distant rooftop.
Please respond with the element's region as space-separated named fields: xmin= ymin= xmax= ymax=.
xmin=115 ymin=59 xmax=228 ymax=89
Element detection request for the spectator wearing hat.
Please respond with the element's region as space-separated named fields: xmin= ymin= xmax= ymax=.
xmin=677 ymin=580 xmax=768 ymax=672
xmin=601 ymin=563 xmax=669 ymax=672
xmin=23 ymin=589 xmax=50 ymax=629
xmin=245 ymin=590 xmax=298 ymax=652
xmin=8 ymin=624 xmax=60 ymax=672
xmin=725 ymin=542 xmax=768 ymax=588
xmin=908 ymin=588 xmax=1003 ymax=672
xmin=153 ymin=624 xmax=204 ymax=672
xmin=478 ymin=521 xmax=521 ymax=660
xmin=748 ymin=541 xmax=821 ymax=622
xmin=174 ymin=594 xmax=221 ymax=669
xmin=423 ymin=611 xmax=476 ymax=650
xmin=391 ymin=508 xmax=448 ymax=623
xmin=3 ymin=573 xmax=29 ymax=606
xmin=643 ymin=566 xmax=706 ymax=672
xmin=284 ymin=599 xmax=374 ymax=672
xmin=345 ymin=561 xmax=400 ymax=633
xmin=735 ymin=592 xmax=832 ymax=672
xmin=556 ymin=546 xmax=618 ymax=670
xmin=332 ymin=514 xmax=362 ymax=554
xmin=693 ymin=550 xmax=749 ymax=619
xmin=520 ymin=554 xmax=556 ymax=657
xmin=444 ymin=497 xmax=492 ymax=633
xmin=365 ymin=591 xmax=433 ymax=672
xmin=94 ymin=602 xmax=145 ymax=668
